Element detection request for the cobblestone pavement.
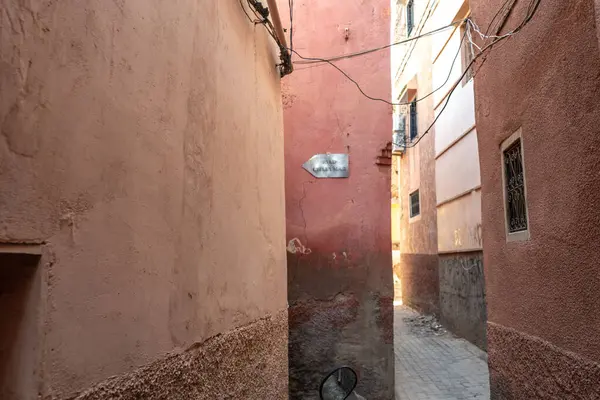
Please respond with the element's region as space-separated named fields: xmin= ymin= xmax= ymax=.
xmin=395 ymin=305 xmax=490 ymax=400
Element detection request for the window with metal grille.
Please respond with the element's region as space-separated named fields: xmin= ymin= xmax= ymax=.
xmin=409 ymin=190 xmax=420 ymax=218
xmin=409 ymin=100 xmax=418 ymax=141
xmin=406 ymin=0 xmax=414 ymax=36
xmin=503 ymin=139 xmax=528 ymax=233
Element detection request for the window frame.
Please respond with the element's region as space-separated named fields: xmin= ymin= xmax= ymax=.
xmin=409 ymin=99 xmax=418 ymax=141
xmin=460 ymin=22 xmax=475 ymax=85
xmin=409 ymin=189 xmax=420 ymax=219
xmin=501 ymin=128 xmax=530 ymax=242
xmin=406 ymin=0 xmax=415 ymax=36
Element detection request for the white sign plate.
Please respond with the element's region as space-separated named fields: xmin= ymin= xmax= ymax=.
xmin=302 ymin=154 xmax=349 ymax=178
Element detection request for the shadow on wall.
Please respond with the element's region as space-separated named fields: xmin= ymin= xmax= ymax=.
xmin=0 ymin=253 xmax=41 ymax=400
xmin=287 ymin=251 xmax=394 ymax=400
xmin=398 ymin=253 xmax=440 ymax=316
xmin=438 ymin=251 xmax=487 ymax=350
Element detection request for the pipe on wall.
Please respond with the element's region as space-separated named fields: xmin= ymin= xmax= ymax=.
xmin=266 ymin=0 xmax=288 ymax=49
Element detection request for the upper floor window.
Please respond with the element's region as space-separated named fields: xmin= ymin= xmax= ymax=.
xmin=406 ymin=0 xmax=415 ymax=36
xmin=460 ymin=22 xmax=475 ymax=84
xmin=409 ymin=189 xmax=420 ymax=218
xmin=501 ymin=129 xmax=529 ymax=241
xmin=392 ymin=110 xmax=407 ymax=152
xmin=409 ymin=99 xmax=418 ymax=141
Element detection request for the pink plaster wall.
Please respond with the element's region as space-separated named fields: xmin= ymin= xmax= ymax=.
xmin=283 ymin=0 xmax=393 ymax=257
xmin=0 ymin=0 xmax=287 ymax=397
xmin=281 ymin=0 xmax=394 ymax=397
xmin=471 ymin=0 xmax=600 ymax=396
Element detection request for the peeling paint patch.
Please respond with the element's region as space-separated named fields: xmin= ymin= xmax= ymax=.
xmin=287 ymin=237 xmax=311 ymax=255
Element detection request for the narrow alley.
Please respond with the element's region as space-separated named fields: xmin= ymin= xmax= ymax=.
xmin=2 ymin=0 xmax=600 ymax=399
xmin=395 ymin=306 xmax=490 ymax=400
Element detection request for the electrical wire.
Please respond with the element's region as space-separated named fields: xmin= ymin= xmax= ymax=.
xmin=239 ymin=0 xmax=258 ymax=23
xmin=485 ymin=0 xmax=516 ymax=36
xmin=403 ymin=0 xmax=542 ymax=149
xmin=395 ymin=25 xmax=472 ymax=149
xmin=469 ymin=0 xmax=540 ymax=79
xmin=288 ymin=27 xmax=467 ymax=107
xmin=240 ymin=0 xmax=293 ymax=76
xmin=293 ymin=20 xmax=463 ymax=65
xmin=247 ymin=0 xmax=265 ymax=23
xmin=237 ymin=0 xmax=541 ymax=146
xmin=395 ymin=0 xmax=438 ymax=82
xmin=410 ymin=27 xmax=468 ymax=106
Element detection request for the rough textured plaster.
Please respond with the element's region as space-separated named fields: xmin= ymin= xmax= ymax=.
xmin=1 ymin=0 xmax=287 ymax=397
xmin=472 ymin=0 xmax=600 ymax=359
xmin=69 ymin=311 xmax=288 ymax=400
xmin=595 ymin=0 xmax=600 ymax=50
xmin=471 ymin=0 xmax=600 ymax=397
xmin=488 ymin=322 xmax=600 ymax=400
xmin=398 ymin=253 xmax=440 ymax=315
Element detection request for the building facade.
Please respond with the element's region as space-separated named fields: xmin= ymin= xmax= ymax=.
xmin=471 ymin=0 xmax=600 ymax=397
xmin=391 ymin=0 xmax=487 ymax=348
xmin=0 ymin=1 xmax=288 ymax=398
xmin=281 ymin=1 xmax=395 ymax=398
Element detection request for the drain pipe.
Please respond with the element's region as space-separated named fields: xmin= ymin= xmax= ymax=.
xmin=265 ymin=0 xmax=293 ymax=75
xmin=265 ymin=0 xmax=288 ymax=48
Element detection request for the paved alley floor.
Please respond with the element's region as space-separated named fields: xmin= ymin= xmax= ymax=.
xmin=395 ymin=305 xmax=490 ymax=400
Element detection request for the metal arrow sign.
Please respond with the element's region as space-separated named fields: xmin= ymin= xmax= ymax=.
xmin=302 ymin=153 xmax=349 ymax=178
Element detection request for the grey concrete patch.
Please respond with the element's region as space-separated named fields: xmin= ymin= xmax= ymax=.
xmin=438 ymin=251 xmax=487 ymax=350
xmin=395 ymin=306 xmax=490 ymax=400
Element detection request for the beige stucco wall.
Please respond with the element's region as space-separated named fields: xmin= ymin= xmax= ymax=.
xmin=392 ymin=0 xmax=484 ymax=317
xmin=435 ymin=129 xmax=481 ymax=204
xmin=392 ymin=0 xmax=440 ymax=314
xmin=393 ymin=0 xmax=481 ymax=256
xmin=437 ymin=189 xmax=482 ymax=252
xmin=430 ymin=0 xmax=481 ymax=253
xmin=0 ymin=0 xmax=287 ymax=397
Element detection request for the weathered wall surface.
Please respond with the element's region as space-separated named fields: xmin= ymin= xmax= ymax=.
xmin=395 ymin=12 xmax=440 ymax=317
xmin=288 ymin=253 xmax=393 ymax=400
xmin=471 ymin=0 xmax=600 ymax=397
xmin=436 ymin=188 xmax=482 ymax=252
xmin=438 ymin=252 xmax=487 ymax=350
xmin=429 ymin=0 xmax=487 ymax=348
xmin=72 ymin=311 xmax=288 ymax=400
xmin=0 ymin=0 xmax=287 ymax=398
xmin=488 ymin=322 xmax=600 ymax=399
xmin=281 ymin=0 xmax=394 ymax=398
xmin=398 ymin=130 xmax=439 ymax=316
xmin=399 ymin=253 xmax=439 ymax=314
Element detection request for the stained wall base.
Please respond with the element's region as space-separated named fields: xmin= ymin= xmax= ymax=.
xmin=68 ymin=311 xmax=288 ymax=400
xmin=399 ymin=253 xmax=440 ymax=315
xmin=439 ymin=251 xmax=487 ymax=350
xmin=288 ymin=252 xmax=394 ymax=400
xmin=488 ymin=322 xmax=600 ymax=400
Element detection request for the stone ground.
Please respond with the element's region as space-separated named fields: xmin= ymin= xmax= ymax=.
xmin=394 ymin=305 xmax=490 ymax=400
